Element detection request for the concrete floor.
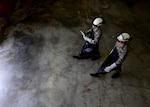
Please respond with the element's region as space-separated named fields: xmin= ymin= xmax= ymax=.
xmin=0 ymin=0 xmax=150 ymax=107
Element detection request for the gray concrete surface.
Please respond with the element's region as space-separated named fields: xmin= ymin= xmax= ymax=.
xmin=0 ymin=0 xmax=150 ymax=107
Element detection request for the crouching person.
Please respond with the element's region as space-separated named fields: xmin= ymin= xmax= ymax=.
xmin=90 ymin=33 xmax=131 ymax=78
xmin=73 ymin=17 xmax=104 ymax=60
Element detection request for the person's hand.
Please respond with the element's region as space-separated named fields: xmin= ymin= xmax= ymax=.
xmin=80 ymin=30 xmax=92 ymax=42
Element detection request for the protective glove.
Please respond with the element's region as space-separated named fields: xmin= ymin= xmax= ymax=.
xmin=80 ymin=30 xmax=92 ymax=43
xmin=104 ymin=63 xmax=117 ymax=72
xmin=83 ymin=35 xmax=92 ymax=43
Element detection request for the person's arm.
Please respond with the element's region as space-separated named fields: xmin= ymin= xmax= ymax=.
xmin=85 ymin=29 xmax=92 ymax=35
xmin=104 ymin=45 xmax=127 ymax=72
xmin=83 ymin=30 xmax=101 ymax=44
xmin=90 ymin=32 xmax=100 ymax=44
xmin=115 ymin=46 xmax=127 ymax=65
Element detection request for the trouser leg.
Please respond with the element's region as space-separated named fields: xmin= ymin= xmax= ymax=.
xmin=97 ymin=54 xmax=116 ymax=74
xmin=91 ymin=48 xmax=100 ymax=60
xmin=79 ymin=51 xmax=90 ymax=59
xmin=111 ymin=65 xmax=121 ymax=78
xmin=73 ymin=43 xmax=90 ymax=59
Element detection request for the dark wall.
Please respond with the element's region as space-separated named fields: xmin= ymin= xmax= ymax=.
xmin=0 ymin=0 xmax=33 ymax=35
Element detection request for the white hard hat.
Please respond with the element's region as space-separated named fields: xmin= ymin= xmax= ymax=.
xmin=93 ymin=18 xmax=103 ymax=26
xmin=117 ymin=33 xmax=130 ymax=42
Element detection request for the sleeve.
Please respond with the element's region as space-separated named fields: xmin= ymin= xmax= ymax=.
xmin=88 ymin=31 xmax=101 ymax=44
xmin=85 ymin=29 xmax=92 ymax=35
xmin=115 ymin=46 xmax=127 ymax=65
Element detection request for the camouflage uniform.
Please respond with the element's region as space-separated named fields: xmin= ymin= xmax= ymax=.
xmin=99 ymin=41 xmax=127 ymax=73
xmin=77 ymin=27 xmax=102 ymax=59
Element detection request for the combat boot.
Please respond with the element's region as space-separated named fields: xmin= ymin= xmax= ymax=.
xmin=90 ymin=73 xmax=99 ymax=77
